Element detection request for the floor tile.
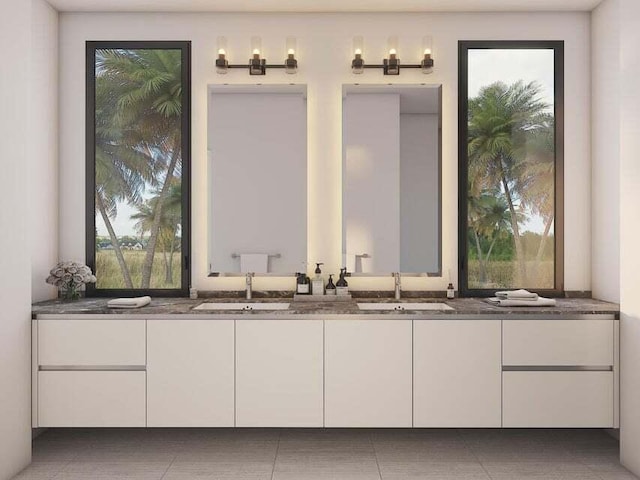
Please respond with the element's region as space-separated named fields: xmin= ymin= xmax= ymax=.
xmin=597 ymin=470 xmax=640 ymax=480
xmin=11 ymin=463 xmax=65 ymax=480
xmin=274 ymin=433 xmax=381 ymax=480
xmin=162 ymin=460 xmax=274 ymax=479
xmin=373 ymin=429 xmax=477 ymax=463
xmin=482 ymin=461 xmax=602 ymax=479
xmin=51 ymin=461 xmax=171 ymax=480
xmin=378 ymin=460 xmax=490 ymax=479
xmin=16 ymin=428 xmax=639 ymax=480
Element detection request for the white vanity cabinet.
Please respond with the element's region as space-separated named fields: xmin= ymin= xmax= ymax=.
xmin=413 ymin=320 xmax=502 ymax=427
xmin=235 ymin=319 xmax=323 ymax=427
xmin=147 ymin=320 xmax=234 ymax=427
xmin=502 ymin=319 xmax=616 ymax=428
xmin=32 ymin=312 xmax=618 ymax=429
xmin=324 ymin=320 xmax=412 ymax=427
xmin=35 ymin=319 xmax=146 ymax=427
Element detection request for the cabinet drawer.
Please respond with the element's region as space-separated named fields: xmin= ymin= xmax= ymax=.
xmin=503 ymin=371 xmax=613 ymax=427
xmin=503 ymin=320 xmax=613 ymax=366
xmin=38 ymin=371 xmax=146 ymax=427
xmin=38 ymin=319 xmax=146 ymax=366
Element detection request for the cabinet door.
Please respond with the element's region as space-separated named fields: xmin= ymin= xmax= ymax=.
xmin=236 ymin=320 xmax=323 ymax=427
xmin=147 ymin=320 xmax=234 ymax=427
xmin=325 ymin=320 xmax=412 ymax=427
xmin=413 ymin=320 xmax=502 ymax=427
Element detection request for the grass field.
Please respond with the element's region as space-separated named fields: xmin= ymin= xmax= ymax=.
xmin=468 ymin=259 xmax=554 ymax=289
xmin=96 ymin=250 xmax=181 ymax=289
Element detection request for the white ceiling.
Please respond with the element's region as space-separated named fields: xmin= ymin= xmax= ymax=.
xmin=46 ymin=0 xmax=604 ymax=13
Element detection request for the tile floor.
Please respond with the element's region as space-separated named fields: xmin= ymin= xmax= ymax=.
xmin=12 ymin=428 xmax=639 ymax=480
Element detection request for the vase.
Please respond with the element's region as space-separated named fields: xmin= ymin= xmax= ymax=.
xmin=60 ymin=282 xmax=81 ymax=300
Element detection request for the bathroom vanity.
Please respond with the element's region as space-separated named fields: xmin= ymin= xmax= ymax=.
xmin=31 ymin=298 xmax=619 ymax=430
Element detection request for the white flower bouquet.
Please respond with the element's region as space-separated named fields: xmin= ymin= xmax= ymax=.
xmin=46 ymin=261 xmax=97 ymax=300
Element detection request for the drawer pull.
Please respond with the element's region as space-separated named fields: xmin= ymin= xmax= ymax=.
xmin=39 ymin=365 xmax=146 ymax=371
xmin=503 ymin=365 xmax=612 ymax=372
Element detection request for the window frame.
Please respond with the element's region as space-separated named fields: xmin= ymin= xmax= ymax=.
xmin=85 ymin=40 xmax=192 ymax=297
xmin=457 ymin=40 xmax=564 ymax=297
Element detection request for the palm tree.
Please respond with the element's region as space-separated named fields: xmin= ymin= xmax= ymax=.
xmin=94 ymin=74 xmax=156 ymax=288
xmin=519 ymin=113 xmax=555 ymax=277
xmin=131 ymin=182 xmax=181 ymax=286
xmin=468 ymin=80 xmax=550 ymax=285
xmin=97 ymin=48 xmax=183 ymax=289
xmin=468 ymin=192 xmax=513 ymax=285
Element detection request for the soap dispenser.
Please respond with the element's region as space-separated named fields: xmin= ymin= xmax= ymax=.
xmin=296 ymin=272 xmax=310 ymax=295
xmin=336 ymin=268 xmax=349 ymax=296
xmin=325 ymin=274 xmax=336 ymax=296
xmin=312 ymin=263 xmax=325 ymax=296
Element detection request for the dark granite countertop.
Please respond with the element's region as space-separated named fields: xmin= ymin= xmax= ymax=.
xmin=32 ymin=296 xmax=620 ymax=319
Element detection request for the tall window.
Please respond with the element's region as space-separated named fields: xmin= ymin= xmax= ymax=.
xmin=458 ymin=41 xmax=564 ymax=296
xmin=86 ymin=41 xmax=191 ymax=296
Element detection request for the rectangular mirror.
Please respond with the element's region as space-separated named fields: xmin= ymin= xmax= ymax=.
xmin=208 ymin=84 xmax=307 ymax=275
xmin=342 ymin=84 xmax=442 ymax=275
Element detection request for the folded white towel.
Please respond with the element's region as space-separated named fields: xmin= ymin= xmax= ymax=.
xmin=486 ymin=297 xmax=556 ymax=307
xmin=107 ymin=296 xmax=152 ymax=309
xmin=343 ymin=253 xmax=357 ymax=273
xmin=495 ymin=289 xmax=539 ymax=300
xmin=240 ymin=254 xmax=268 ymax=274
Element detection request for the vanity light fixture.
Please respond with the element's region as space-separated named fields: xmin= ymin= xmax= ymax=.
xmin=351 ymin=35 xmax=435 ymax=75
xmin=384 ymin=36 xmax=400 ymax=75
xmin=249 ymin=36 xmax=266 ymax=75
xmin=215 ymin=36 xmax=228 ymax=74
xmin=352 ymin=36 xmax=365 ymax=74
xmin=214 ymin=36 xmax=298 ymax=75
xmin=421 ymin=36 xmax=434 ymax=74
xmin=285 ymin=36 xmax=298 ymax=74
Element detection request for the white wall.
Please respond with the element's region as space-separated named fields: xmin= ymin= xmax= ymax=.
xmin=618 ymin=0 xmax=640 ymax=474
xmin=591 ymin=0 xmax=620 ymax=303
xmin=0 ymin=1 xmax=57 ymax=477
xmin=30 ymin=0 xmax=59 ymax=302
xmin=58 ymin=11 xmax=591 ymax=292
xmin=592 ymin=0 xmax=640 ymax=475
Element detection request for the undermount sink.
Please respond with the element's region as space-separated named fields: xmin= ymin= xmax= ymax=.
xmin=357 ymin=302 xmax=453 ymax=311
xmin=193 ymin=302 xmax=291 ymax=311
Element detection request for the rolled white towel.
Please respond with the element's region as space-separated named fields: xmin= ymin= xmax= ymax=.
xmin=240 ymin=254 xmax=268 ymax=274
xmin=495 ymin=289 xmax=539 ymax=300
xmin=486 ymin=297 xmax=556 ymax=307
xmin=107 ymin=296 xmax=152 ymax=309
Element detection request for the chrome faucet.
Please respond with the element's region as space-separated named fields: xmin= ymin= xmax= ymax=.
xmin=393 ymin=272 xmax=401 ymax=300
xmin=246 ymin=272 xmax=254 ymax=300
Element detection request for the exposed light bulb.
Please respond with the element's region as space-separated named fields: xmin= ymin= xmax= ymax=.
xmin=288 ymin=48 xmax=295 ymax=55
xmin=389 ymin=48 xmax=397 ymax=55
xmin=355 ymin=48 xmax=362 ymax=55
xmin=424 ymin=48 xmax=431 ymax=55
xmin=218 ymin=48 xmax=226 ymax=55
xmin=253 ymin=48 xmax=260 ymax=55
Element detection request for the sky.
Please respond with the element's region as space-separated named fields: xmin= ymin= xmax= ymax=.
xmin=96 ymin=200 xmax=141 ymax=238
